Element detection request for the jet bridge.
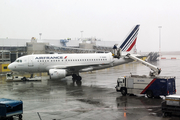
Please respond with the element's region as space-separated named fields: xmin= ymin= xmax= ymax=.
xmin=126 ymin=53 xmax=161 ymax=76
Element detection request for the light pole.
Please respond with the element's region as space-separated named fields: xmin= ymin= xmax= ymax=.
xmin=39 ymin=33 xmax=42 ymax=40
xmin=158 ymin=26 xmax=162 ymax=57
xmin=81 ymin=31 xmax=83 ymax=41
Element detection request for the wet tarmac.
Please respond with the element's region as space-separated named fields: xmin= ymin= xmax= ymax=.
xmin=0 ymin=59 xmax=180 ymax=120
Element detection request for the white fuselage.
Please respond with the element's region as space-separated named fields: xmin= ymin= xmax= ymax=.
xmin=8 ymin=53 xmax=113 ymax=73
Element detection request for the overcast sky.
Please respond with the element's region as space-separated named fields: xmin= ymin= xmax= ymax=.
xmin=0 ymin=0 xmax=180 ymax=52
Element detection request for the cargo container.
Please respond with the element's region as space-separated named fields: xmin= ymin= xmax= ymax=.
xmin=162 ymin=95 xmax=180 ymax=116
xmin=0 ymin=98 xmax=23 ymax=119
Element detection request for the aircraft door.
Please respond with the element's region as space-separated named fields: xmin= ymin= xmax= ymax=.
xmin=28 ymin=56 xmax=34 ymax=67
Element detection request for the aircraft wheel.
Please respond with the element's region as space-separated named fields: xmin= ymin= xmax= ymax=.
xmin=72 ymin=74 xmax=77 ymax=78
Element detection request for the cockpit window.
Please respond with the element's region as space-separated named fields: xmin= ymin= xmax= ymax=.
xmin=16 ymin=59 xmax=22 ymax=62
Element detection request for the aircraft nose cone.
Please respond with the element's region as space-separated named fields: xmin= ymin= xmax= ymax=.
xmin=8 ymin=64 xmax=13 ymax=71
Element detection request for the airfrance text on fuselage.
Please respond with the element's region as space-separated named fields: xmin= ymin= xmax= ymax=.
xmin=35 ymin=56 xmax=63 ymax=59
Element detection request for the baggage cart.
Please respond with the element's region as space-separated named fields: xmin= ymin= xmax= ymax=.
xmin=0 ymin=98 xmax=23 ymax=119
xmin=162 ymin=95 xmax=180 ymax=117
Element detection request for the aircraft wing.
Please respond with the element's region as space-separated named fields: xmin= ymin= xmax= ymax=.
xmin=45 ymin=62 xmax=112 ymax=73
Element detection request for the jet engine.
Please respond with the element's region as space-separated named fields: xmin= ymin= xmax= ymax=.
xmin=49 ymin=69 xmax=67 ymax=79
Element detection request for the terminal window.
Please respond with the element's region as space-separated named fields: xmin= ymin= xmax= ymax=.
xmin=4 ymin=66 xmax=7 ymax=69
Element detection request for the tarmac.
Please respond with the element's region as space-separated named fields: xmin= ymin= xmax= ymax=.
xmin=0 ymin=60 xmax=180 ymax=120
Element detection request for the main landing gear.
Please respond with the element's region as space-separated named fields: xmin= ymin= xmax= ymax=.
xmin=72 ymin=74 xmax=82 ymax=86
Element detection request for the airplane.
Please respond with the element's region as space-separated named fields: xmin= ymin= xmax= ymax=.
xmin=8 ymin=25 xmax=140 ymax=85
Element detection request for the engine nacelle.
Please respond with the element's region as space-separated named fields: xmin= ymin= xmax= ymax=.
xmin=49 ymin=69 xmax=67 ymax=79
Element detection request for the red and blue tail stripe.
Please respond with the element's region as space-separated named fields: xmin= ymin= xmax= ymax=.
xmin=120 ymin=25 xmax=140 ymax=52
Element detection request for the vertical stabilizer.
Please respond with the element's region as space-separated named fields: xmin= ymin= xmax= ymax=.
xmin=120 ymin=25 xmax=140 ymax=52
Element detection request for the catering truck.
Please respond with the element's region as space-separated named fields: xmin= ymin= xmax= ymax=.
xmin=115 ymin=53 xmax=176 ymax=98
xmin=115 ymin=75 xmax=176 ymax=98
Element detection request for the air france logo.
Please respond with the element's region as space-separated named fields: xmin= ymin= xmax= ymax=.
xmin=35 ymin=56 xmax=63 ymax=59
xmin=64 ymin=56 xmax=67 ymax=59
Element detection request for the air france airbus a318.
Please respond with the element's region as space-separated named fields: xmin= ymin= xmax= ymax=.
xmin=8 ymin=25 xmax=140 ymax=85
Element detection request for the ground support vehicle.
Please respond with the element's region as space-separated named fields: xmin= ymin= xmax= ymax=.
xmin=6 ymin=73 xmax=41 ymax=82
xmin=115 ymin=53 xmax=176 ymax=98
xmin=162 ymin=95 xmax=180 ymax=117
xmin=0 ymin=98 xmax=23 ymax=120
xmin=115 ymin=75 xmax=176 ymax=98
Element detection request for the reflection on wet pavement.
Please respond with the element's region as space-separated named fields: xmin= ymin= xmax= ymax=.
xmin=0 ymin=60 xmax=180 ymax=119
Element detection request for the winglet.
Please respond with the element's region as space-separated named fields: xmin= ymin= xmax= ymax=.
xmin=120 ymin=25 xmax=140 ymax=52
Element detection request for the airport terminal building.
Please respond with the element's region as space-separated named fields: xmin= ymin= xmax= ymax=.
xmin=0 ymin=37 xmax=120 ymax=72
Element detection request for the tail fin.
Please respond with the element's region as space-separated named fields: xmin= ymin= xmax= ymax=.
xmin=120 ymin=25 xmax=140 ymax=52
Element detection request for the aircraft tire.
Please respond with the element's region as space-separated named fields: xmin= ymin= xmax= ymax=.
xmin=72 ymin=74 xmax=77 ymax=78
xmin=76 ymin=80 xmax=82 ymax=86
